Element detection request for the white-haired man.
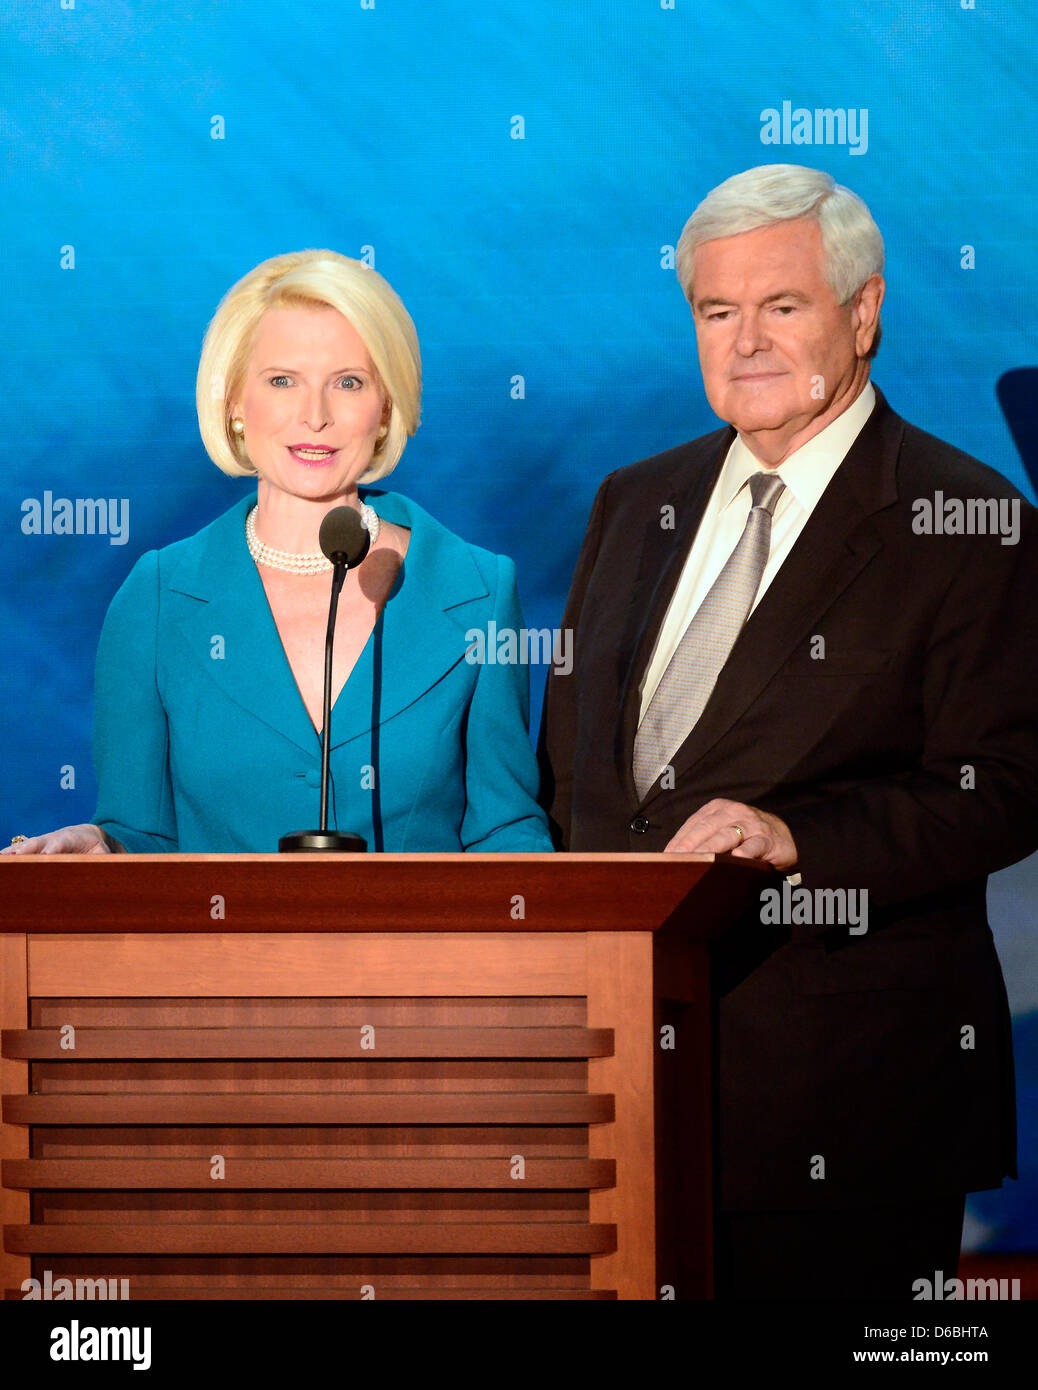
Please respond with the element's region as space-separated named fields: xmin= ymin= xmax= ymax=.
xmin=539 ymin=164 xmax=1038 ymax=1298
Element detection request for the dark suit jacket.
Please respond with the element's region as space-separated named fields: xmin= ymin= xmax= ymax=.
xmin=538 ymin=387 xmax=1038 ymax=1210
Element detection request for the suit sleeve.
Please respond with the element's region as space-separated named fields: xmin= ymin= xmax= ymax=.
xmin=777 ymin=503 xmax=1038 ymax=910
xmin=91 ymin=550 xmax=179 ymax=853
xmin=459 ymin=553 xmax=554 ymax=852
xmin=536 ymin=474 xmax=612 ymax=850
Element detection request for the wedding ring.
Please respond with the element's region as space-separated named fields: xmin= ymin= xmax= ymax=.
xmin=732 ymin=824 xmax=745 ymax=844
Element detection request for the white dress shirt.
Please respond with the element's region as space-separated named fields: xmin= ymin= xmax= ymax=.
xmin=638 ymin=382 xmax=877 ymax=722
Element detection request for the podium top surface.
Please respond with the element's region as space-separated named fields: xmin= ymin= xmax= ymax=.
xmin=0 ymin=852 xmax=769 ymax=934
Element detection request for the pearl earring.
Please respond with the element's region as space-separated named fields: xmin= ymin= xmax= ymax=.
xmin=231 ymin=418 xmax=244 ymax=435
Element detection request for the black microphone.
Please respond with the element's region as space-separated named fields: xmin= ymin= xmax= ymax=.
xmin=319 ymin=505 xmax=371 ymax=569
xmin=279 ymin=506 xmax=371 ymax=853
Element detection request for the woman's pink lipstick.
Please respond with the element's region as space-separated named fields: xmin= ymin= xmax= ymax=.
xmin=287 ymin=444 xmax=338 ymax=466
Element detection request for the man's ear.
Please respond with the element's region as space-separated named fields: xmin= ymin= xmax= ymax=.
xmin=853 ymin=274 xmax=885 ymax=357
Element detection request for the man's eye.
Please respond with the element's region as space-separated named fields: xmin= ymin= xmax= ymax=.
xmin=773 ymin=305 xmax=797 ymax=315
xmin=707 ymin=311 xmax=733 ymax=321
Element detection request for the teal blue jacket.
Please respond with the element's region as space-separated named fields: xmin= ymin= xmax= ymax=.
xmin=91 ymin=490 xmax=553 ymax=853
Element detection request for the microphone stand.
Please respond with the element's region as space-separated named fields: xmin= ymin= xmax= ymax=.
xmin=319 ymin=559 xmax=346 ymax=834
xmin=279 ymin=551 xmax=367 ymax=853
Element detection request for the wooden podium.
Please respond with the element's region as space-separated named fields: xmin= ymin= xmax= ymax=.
xmin=1 ymin=853 xmax=763 ymax=1302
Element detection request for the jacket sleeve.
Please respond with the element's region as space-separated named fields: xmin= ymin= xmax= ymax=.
xmin=536 ymin=473 xmax=612 ymax=850
xmin=459 ymin=553 xmax=554 ymax=852
xmin=776 ymin=501 xmax=1038 ymax=910
xmin=91 ymin=549 xmax=179 ymax=853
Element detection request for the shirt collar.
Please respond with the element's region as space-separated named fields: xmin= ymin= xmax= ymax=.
xmin=718 ymin=381 xmax=877 ymax=513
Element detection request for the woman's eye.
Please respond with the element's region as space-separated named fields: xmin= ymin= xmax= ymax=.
xmin=265 ymin=373 xmax=365 ymax=388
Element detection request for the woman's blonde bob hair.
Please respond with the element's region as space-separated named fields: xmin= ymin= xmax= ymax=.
xmin=196 ymin=250 xmax=421 ymax=483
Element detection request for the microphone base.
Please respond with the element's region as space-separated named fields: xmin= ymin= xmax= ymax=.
xmin=278 ymin=830 xmax=368 ymax=853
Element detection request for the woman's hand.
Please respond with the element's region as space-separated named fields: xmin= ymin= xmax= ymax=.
xmin=1 ymin=824 xmax=124 ymax=855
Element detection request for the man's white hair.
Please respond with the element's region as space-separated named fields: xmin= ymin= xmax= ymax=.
xmin=675 ymin=165 xmax=885 ymax=353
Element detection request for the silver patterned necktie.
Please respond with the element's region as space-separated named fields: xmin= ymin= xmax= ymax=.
xmin=633 ymin=470 xmax=787 ymax=799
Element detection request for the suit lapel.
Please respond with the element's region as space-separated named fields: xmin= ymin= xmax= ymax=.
xmin=615 ymin=431 xmax=732 ymax=800
xmin=633 ymin=391 xmax=904 ymax=808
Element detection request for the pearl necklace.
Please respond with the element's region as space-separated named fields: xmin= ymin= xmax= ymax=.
xmin=245 ymin=504 xmax=380 ymax=575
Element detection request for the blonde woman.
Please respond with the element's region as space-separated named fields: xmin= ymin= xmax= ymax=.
xmin=5 ymin=252 xmax=551 ymax=854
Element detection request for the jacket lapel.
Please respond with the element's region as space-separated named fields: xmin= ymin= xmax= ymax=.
xmin=167 ymin=495 xmax=321 ymax=756
xmin=164 ymin=491 xmax=489 ymax=757
xmin=615 ymin=430 xmax=732 ymax=800
xmin=341 ymin=490 xmax=489 ymax=749
xmin=632 ymin=390 xmax=904 ymax=808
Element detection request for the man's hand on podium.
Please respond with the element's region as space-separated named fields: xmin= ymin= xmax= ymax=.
xmin=663 ymin=798 xmax=799 ymax=871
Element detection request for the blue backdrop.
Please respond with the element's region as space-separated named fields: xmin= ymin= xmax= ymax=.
xmin=2 ymin=0 xmax=1035 ymax=1251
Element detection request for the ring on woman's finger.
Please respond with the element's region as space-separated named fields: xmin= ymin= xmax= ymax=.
xmin=10 ymin=835 xmax=27 ymax=844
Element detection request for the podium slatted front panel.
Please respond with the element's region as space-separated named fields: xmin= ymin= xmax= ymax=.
xmin=5 ymin=997 xmax=615 ymax=1299
xmin=2 ymin=927 xmax=663 ymax=1300
xmin=3 ymin=856 xmax=754 ymax=1300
